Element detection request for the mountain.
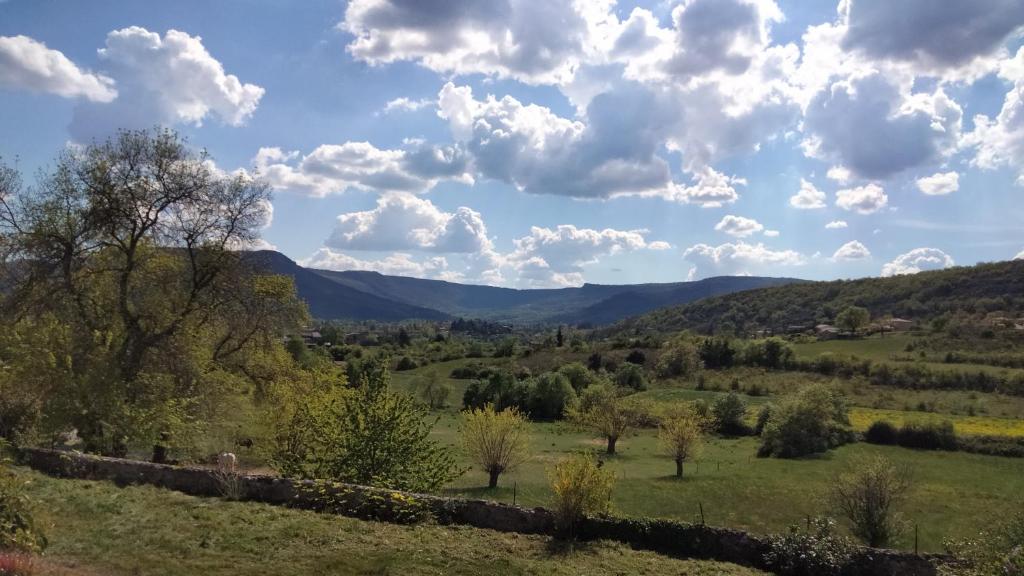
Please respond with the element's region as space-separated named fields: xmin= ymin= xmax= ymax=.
xmin=611 ymin=259 xmax=1024 ymax=336
xmin=244 ymin=251 xmax=449 ymax=321
xmin=247 ymin=250 xmax=803 ymax=325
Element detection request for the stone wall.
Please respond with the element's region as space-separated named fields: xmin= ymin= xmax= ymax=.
xmin=17 ymin=448 xmax=947 ymax=576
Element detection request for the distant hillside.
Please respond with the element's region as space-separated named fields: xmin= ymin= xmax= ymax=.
xmin=245 ymin=250 xmax=801 ymax=324
xmin=245 ymin=251 xmax=449 ymax=321
xmin=613 ymin=260 xmax=1024 ymax=336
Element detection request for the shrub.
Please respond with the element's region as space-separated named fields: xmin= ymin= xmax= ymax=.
xmin=759 ymin=384 xmax=854 ymax=458
xmin=548 ymin=453 xmax=615 ymax=540
xmin=863 ymin=420 xmax=898 ymax=445
xmin=658 ymin=411 xmax=703 ymax=477
xmin=711 ymin=392 xmax=749 ymax=436
xmin=419 ymin=377 xmax=451 ymax=410
xmin=614 ymin=363 xmax=646 ymax=391
xmin=754 ymin=405 xmax=773 ymax=436
xmin=624 ymin=350 xmax=646 ymax=365
xmin=957 ymin=435 xmax=1024 ymax=458
xmin=655 ymin=340 xmax=702 ymax=378
xmin=460 ymin=405 xmax=530 ymax=488
xmin=699 ymin=337 xmax=736 ymax=369
xmin=763 ymin=517 xmax=854 ymax=576
xmin=0 ymin=455 xmax=46 ymax=554
xmin=528 ymin=373 xmax=577 ymax=421
xmin=896 ymin=421 xmax=957 ymax=451
xmin=395 ymin=356 xmax=417 ymax=371
xmin=829 ymin=456 xmax=910 ymax=548
xmin=558 ymin=362 xmax=596 ymax=392
xmin=944 ymin=510 xmax=1024 ymax=576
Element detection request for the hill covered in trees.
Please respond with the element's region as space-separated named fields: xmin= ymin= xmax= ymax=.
xmin=612 ymin=260 xmax=1024 ymax=336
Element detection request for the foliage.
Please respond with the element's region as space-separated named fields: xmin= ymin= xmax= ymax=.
xmin=759 ymin=384 xmax=854 ymax=458
xmin=835 ymin=306 xmax=871 ymax=335
xmin=943 ymin=510 xmax=1024 ymax=576
xmin=418 ymin=376 xmax=450 ymax=410
xmin=614 ymin=363 xmax=647 ymax=391
xmin=548 ymin=453 xmax=615 ymax=540
xmin=0 ymin=450 xmax=45 ymax=554
xmin=699 ymin=337 xmax=737 ymax=369
xmin=625 ymin=350 xmax=646 ymax=365
xmin=460 ymin=404 xmax=531 ymax=488
xmin=896 ymin=421 xmax=957 ymax=451
xmin=558 ymin=362 xmax=596 ymax=392
xmin=527 ymin=372 xmax=577 ymax=420
xmin=763 ymin=517 xmax=855 ymax=576
xmin=658 ymin=411 xmax=703 ymax=477
xmin=712 ymin=392 xmax=749 ymax=436
xmin=570 ymin=384 xmax=641 ymax=455
xmin=829 ymin=456 xmax=910 ymax=548
xmin=863 ymin=420 xmax=898 ymax=445
xmin=395 ymin=356 xmax=417 ymax=371
xmin=0 ymin=129 xmax=306 ymax=456
xmin=740 ymin=339 xmax=795 ymax=370
xmin=655 ymin=339 xmax=702 ymax=378
xmin=273 ymin=371 xmax=460 ymax=492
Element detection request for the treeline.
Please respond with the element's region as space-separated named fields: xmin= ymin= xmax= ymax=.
xmin=615 ymin=260 xmax=1024 ymax=336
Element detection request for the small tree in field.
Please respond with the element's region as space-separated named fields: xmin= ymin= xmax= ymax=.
xmin=570 ymin=384 xmax=639 ymax=455
xmin=549 ymin=453 xmax=615 ymax=539
xmin=419 ymin=375 xmax=450 ymax=409
xmin=829 ymin=456 xmax=910 ymax=548
xmin=659 ymin=411 xmax=703 ymax=477
xmin=835 ymin=306 xmax=870 ymax=336
xmin=461 ymin=404 xmax=530 ymax=489
xmin=656 ymin=339 xmax=703 ymax=378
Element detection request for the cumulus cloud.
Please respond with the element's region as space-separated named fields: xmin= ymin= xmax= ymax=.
xmin=831 ymin=240 xmax=871 ymax=261
xmin=826 ymin=166 xmax=852 ymax=184
xmin=683 ymin=241 xmax=805 ymax=278
xmin=715 ymin=214 xmax=764 ymax=238
xmin=302 ymin=248 xmax=453 ymax=279
xmin=325 ymin=192 xmax=491 ymax=254
xmin=825 ymin=220 xmax=848 ymax=229
xmin=341 ymin=0 xmax=603 ymax=85
xmin=916 ymin=171 xmax=959 ymax=195
xmin=253 ymin=140 xmax=471 ymax=197
xmin=881 ymin=247 xmax=955 ymax=276
xmin=507 ymin=224 xmax=664 ymax=287
xmin=802 ymin=73 xmax=962 ymax=180
xmin=964 ymin=47 xmax=1024 ymax=184
xmin=840 ymin=0 xmax=1024 ymax=73
xmin=789 ymin=178 xmax=826 ymax=209
xmin=69 ymin=27 xmax=264 ymax=139
xmin=763 ymin=229 xmax=779 ymax=237
xmin=836 ymin=183 xmax=888 ymax=214
xmin=0 ymin=35 xmax=116 ymax=101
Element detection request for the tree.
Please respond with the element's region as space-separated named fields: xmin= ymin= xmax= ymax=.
xmin=712 ymin=392 xmax=748 ymax=435
xmin=274 ymin=370 xmax=460 ymax=492
xmin=460 ymin=404 xmax=530 ymax=488
xmin=759 ymin=384 xmax=855 ymax=458
xmin=829 ymin=456 xmax=910 ymax=548
xmin=656 ymin=339 xmax=702 ymax=378
xmin=625 ymin=350 xmax=646 ymax=365
xmin=614 ymin=363 xmax=646 ymax=391
xmin=0 ymin=129 xmax=305 ymax=456
xmin=418 ymin=375 xmax=450 ymax=410
xmin=570 ymin=384 xmax=639 ymax=455
xmin=528 ymin=372 xmax=577 ymax=420
xmin=548 ymin=453 xmax=615 ymax=539
xmin=659 ymin=412 xmax=703 ymax=477
xmin=836 ymin=306 xmax=870 ymax=335
xmin=556 ymin=326 xmax=564 ymax=347
xmin=558 ymin=362 xmax=596 ymax=392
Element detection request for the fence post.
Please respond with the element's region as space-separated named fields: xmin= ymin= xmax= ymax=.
xmin=513 ymin=482 xmax=517 ymax=506
xmin=915 ymin=524 xmax=919 ymax=555
xmin=699 ymin=502 xmax=706 ymax=525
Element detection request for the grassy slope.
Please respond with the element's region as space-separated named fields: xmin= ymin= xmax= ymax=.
xmin=17 ymin=468 xmax=763 ymax=576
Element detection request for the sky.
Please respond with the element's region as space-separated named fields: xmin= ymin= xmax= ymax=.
xmin=1 ymin=0 xmax=1023 ymax=288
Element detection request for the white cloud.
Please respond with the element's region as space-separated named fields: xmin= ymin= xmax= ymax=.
xmin=325 ymin=192 xmax=491 ymax=254
xmin=507 ymin=224 xmax=663 ymax=287
xmin=715 ymin=214 xmax=764 ymax=238
xmin=826 ymin=166 xmax=852 ymax=184
xmin=789 ymin=178 xmax=826 ymax=209
xmin=381 ymin=97 xmax=433 ymax=114
xmin=648 ymin=240 xmax=672 ymax=250
xmin=881 ymin=247 xmax=955 ymax=276
xmin=836 ymin=183 xmax=888 ymax=214
xmin=0 ymin=35 xmax=116 ymax=101
xmin=302 ymin=248 xmax=453 ymax=280
xmin=253 ymin=140 xmax=471 ymax=197
xmin=801 ymin=72 xmax=962 ymax=180
xmin=683 ymin=241 xmax=805 ymax=278
xmin=69 ymin=27 xmax=264 ymax=139
xmin=964 ymin=47 xmax=1024 ymax=184
xmin=916 ymin=171 xmax=959 ymax=195
xmin=763 ymin=229 xmax=779 ymax=237
xmin=341 ymin=0 xmax=604 ymax=85
xmin=663 ymin=167 xmax=743 ymax=207
xmin=1016 ymin=249 xmax=1024 ymax=260
xmin=831 ymin=240 xmax=871 ymax=261
xmin=825 ymin=220 xmax=848 ymax=229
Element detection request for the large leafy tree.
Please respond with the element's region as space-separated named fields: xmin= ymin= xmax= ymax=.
xmin=0 ymin=129 xmax=306 ymax=456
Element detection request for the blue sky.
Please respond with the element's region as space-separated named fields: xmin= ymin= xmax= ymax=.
xmin=1 ymin=0 xmax=1023 ymax=287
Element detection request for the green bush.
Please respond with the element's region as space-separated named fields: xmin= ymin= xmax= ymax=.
xmin=395 ymin=356 xmax=417 ymax=371
xmin=0 ymin=456 xmax=46 ymax=554
xmin=711 ymin=392 xmax=749 ymax=436
xmin=864 ymin=420 xmax=898 ymax=445
xmin=548 ymin=453 xmax=615 ymax=540
xmin=558 ymin=362 xmax=596 ymax=392
xmin=896 ymin=421 xmax=957 ymax=451
xmin=758 ymin=385 xmax=854 ymax=458
xmin=655 ymin=340 xmax=702 ymax=378
xmin=763 ymin=517 xmax=854 ymax=576
xmin=614 ymin=363 xmax=647 ymax=391
xmin=528 ymin=373 xmax=577 ymax=421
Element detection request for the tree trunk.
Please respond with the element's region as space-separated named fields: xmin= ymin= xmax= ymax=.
xmin=488 ymin=468 xmax=500 ymax=489
xmin=606 ymin=436 xmax=617 ymax=455
xmin=675 ymin=458 xmax=683 ymax=478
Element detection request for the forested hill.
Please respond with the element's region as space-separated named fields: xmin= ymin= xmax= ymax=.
xmin=612 ymin=260 xmax=1024 ymax=336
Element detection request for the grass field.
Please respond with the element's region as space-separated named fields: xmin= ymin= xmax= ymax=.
xmin=15 ymin=468 xmax=764 ymax=576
